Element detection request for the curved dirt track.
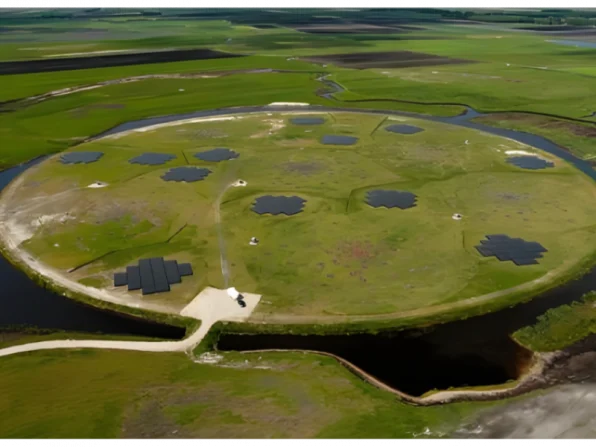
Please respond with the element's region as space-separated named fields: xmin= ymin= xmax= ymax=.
xmin=0 ymin=320 xmax=212 ymax=359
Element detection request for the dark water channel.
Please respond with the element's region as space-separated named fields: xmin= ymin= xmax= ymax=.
xmin=3 ymin=101 xmax=596 ymax=395
xmin=0 ymin=159 xmax=185 ymax=339
xmin=218 ymin=264 xmax=596 ymax=396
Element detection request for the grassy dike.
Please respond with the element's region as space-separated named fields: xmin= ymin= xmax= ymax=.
xmin=513 ymin=292 xmax=596 ymax=352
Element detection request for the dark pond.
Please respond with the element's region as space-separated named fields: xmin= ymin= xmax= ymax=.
xmin=0 ymin=159 xmax=185 ymax=339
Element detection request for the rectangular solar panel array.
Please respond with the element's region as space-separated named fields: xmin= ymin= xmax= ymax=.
xmin=113 ymin=272 xmax=128 ymax=287
xmin=150 ymin=257 xmax=170 ymax=294
xmin=114 ymin=258 xmax=193 ymax=295
xmin=126 ymin=266 xmax=141 ymax=291
xmin=165 ymin=260 xmax=181 ymax=284
xmin=178 ymin=263 xmax=194 ymax=277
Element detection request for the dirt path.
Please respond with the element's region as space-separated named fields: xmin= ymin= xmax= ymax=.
xmin=0 ymin=287 xmax=261 ymax=359
xmin=214 ymin=182 xmax=235 ymax=287
xmin=0 ymin=319 xmax=213 ymax=359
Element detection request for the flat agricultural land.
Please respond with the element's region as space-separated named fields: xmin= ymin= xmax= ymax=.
xmin=0 ymin=349 xmax=492 ymax=438
xmin=4 ymin=111 xmax=596 ymax=320
xmin=291 ymin=24 xmax=415 ymax=34
xmin=303 ymin=51 xmax=471 ymax=69
xmin=0 ymin=48 xmax=244 ymax=75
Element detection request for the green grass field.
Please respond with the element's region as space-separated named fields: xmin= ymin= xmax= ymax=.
xmin=6 ymin=111 xmax=596 ymax=320
xmin=332 ymin=62 xmax=596 ymax=119
xmin=513 ymin=292 xmax=596 ymax=351
xmin=0 ymin=348 xmax=497 ymax=438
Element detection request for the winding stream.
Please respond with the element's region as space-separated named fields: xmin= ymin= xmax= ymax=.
xmin=2 ymin=98 xmax=596 ymax=395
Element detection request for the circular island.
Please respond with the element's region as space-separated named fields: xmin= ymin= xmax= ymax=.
xmin=2 ymin=110 xmax=596 ymax=328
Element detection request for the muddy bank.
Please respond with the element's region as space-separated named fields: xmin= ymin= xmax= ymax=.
xmin=453 ymin=337 xmax=596 ymax=438
xmin=0 ymin=48 xmax=244 ymax=76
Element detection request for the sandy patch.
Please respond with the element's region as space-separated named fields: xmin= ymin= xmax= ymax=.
xmin=53 ymin=85 xmax=102 ymax=97
xmin=250 ymin=119 xmax=285 ymax=138
xmin=194 ymin=352 xmax=224 ymax=364
xmin=180 ymin=286 xmax=261 ymax=323
xmin=87 ymin=181 xmax=108 ymax=188
xmin=505 ymin=150 xmax=551 ymax=161
xmin=269 ymin=102 xmax=309 ymax=106
xmin=103 ymin=116 xmax=238 ymax=140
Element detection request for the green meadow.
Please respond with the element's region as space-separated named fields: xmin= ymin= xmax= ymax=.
xmin=0 ymin=348 xmax=496 ymax=438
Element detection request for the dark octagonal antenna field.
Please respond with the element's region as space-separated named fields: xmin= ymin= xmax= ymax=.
xmin=321 ymin=135 xmax=359 ymax=146
xmin=252 ymin=195 xmax=306 ymax=216
xmin=129 ymin=153 xmax=177 ymax=166
xmin=60 ymin=152 xmax=104 ymax=164
xmin=507 ymin=156 xmax=554 ymax=170
xmin=291 ymin=117 xmax=325 ymax=125
xmin=194 ymin=148 xmax=239 ymax=162
xmin=366 ymin=190 xmax=418 ymax=209
xmin=385 ymin=124 xmax=424 ymax=135
xmin=161 ymin=166 xmax=212 ymax=182
xmin=113 ymin=257 xmax=193 ymax=295
xmin=475 ymin=234 xmax=547 ymax=266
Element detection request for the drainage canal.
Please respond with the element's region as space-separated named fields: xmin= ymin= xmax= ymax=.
xmin=0 ymin=159 xmax=185 ymax=340
xmin=217 ymin=262 xmax=596 ymax=397
xmin=218 ymin=331 xmax=532 ymax=397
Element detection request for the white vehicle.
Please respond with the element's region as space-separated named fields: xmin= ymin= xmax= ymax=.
xmin=227 ymin=287 xmax=246 ymax=308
